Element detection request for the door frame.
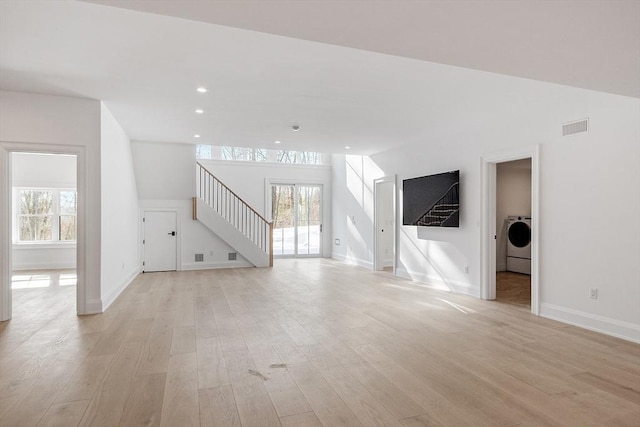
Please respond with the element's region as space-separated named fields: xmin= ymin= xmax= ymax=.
xmin=1 ymin=142 xmax=87 ymax=320
xmin=141 ymin=208 xmax=180 ymax=272
xmin=480 ymin=145 xmax=539 ymax=314
xmin=265 ymin=179 xmax=325 ymax=258
xmin=373 ymin=175 xmax=397 ymax=272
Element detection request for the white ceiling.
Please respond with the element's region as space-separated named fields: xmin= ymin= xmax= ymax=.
xmin=1 ymin=0 xmax=638 ymax=155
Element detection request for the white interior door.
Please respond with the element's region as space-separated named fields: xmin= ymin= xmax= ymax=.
xmin=143 ymin=211 xmax=177 ymax=272
xmin=374 ymin=178 xmax=396 ymax=271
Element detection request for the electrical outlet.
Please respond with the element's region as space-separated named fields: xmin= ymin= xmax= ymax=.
xmin=589 ymin=288 xmax=598 ymax=299
xmin=335 ymin=238 xmax=340 ymax=245
xmin=464 ymin=266 xmax=469 ymax=274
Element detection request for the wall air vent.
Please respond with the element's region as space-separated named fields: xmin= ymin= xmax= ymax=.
xmin=195 ymin=254 xmax=204 ymax=262
xmin=228 ymin=252 xmax=237 ymax=261
xmin=562 ymin=119 xmax=589 ymax=136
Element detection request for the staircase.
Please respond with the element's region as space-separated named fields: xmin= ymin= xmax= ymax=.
xmin=415 ymin=182 xmax=459 ymax=226
xmin=193 ymin=162 xmax=273 ymax=267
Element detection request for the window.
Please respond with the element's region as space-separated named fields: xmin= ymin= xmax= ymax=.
xmin=16 ymin=189 xmax=77 ymax=242
xmin=196 ymin=144 xmax=212 ymax=160
xmin=202 ymin=145 xmax=326 ymax=165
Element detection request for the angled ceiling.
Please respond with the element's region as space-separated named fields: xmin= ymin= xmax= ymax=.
xmin=1 ymin=0 xmax=638 ymax=156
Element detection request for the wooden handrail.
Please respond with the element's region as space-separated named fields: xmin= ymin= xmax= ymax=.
xmin=196 ymin=161 xmax=271 ymax=224
xmin=196 ymin=162 xmax=273 ymax=263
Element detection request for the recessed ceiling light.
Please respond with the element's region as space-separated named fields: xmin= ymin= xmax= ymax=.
xmin=274 ymin=140 xmax=281 ymax=144
xmin=345 ymin=146 xmax=351 ymax=150
xmin=194 ymin=134 xmax=201 ymax=138
xmin=196 ymin=87 xmax=207 ymax=93
xmin=195 ymin=109 xmax=204 ymax=114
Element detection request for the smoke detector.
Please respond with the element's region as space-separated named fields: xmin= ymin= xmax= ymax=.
xmin=292 ymin=124 xmax=300 ymax=131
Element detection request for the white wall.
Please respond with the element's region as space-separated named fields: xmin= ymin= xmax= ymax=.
xmin=131 ymin=141 xmax=252 ymax=269
xmin=496 ymin=159 xmax=532 ymax=271
xmin=11 ymin=153 xmax=77 ymax=270
xmin=0 ymin=90 xmax=102 ymax=315
xmin=100 ymin=104 xmax=140 ymax=309
xmin=332 ymin=82 xmax=640 ymax=342
xmin=331 ymin=154 xmax=385 ymax=268
xmin=200 ymin=159 xmax=333 ymax=257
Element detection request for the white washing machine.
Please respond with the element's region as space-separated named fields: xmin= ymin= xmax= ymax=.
xmin=507 ymin=216 xmax=531 ymax=275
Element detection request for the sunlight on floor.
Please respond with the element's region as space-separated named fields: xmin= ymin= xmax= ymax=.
xmin=11 ymin=271 xmax=77 ymax=289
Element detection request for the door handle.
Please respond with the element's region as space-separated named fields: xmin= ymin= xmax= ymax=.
xmin=168 ymin=231 xmax=176 ymax=236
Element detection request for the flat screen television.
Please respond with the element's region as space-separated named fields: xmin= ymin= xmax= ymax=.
xmin=403 ymin=170 xmax=460 ymax=227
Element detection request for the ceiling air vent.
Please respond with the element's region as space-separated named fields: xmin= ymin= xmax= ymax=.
xmin=562 ymin=119 xmax=589 ymax=136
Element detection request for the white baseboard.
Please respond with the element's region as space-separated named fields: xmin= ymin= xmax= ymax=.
xmin=101 ymin=268 xmax=140 ymax=312
xmin=539 ymin=303 xmax=640 ymax=344
xmin=182 ymin=260 xmax=252 ymax=271
xmin=395 ymin=267 xmax=479 ymax=297
xmin=331 ymin=253 xmax=373 ymax=269
xmin=85 ymin=299 xmax=103 ymax=315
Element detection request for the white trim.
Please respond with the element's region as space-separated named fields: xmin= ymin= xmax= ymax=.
xmin=12 ymin=262 xmax=76 ymax=271
xmin=101 ymin=268 xmax=139 ymax=311
xmin=395 ymin=267 xmax=478 ymax=297
xmin=480 ymin=145 xmax=539 ymax=315
xmin=1 ymin=142 xmax=86 ymax=321
xmin=182 ymin=260 xmax=253 ymax=271
xmin=540 ymin=303 xmax=640 ymax=344
xmin=373 ymin=175 xmax=397 ymax=273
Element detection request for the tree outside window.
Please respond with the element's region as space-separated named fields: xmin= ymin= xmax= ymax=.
xmin=17 ymin=189 xmax=77 ymax=242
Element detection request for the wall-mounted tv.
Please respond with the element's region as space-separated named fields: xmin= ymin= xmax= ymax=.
xmin=403 ymin=170 xmax=460 ymax=227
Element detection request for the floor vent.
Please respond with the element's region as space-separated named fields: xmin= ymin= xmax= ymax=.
xmin=195 ymin=253 xmax=204 ymax=262
xmin=228 ymin=252 xmax=237 ymax=261
xmin=562 ymin=118 xmax=589 ymax=136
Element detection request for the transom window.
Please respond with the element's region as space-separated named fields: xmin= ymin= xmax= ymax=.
xmin=197 ymin=145 xmax=325 ymax=165
xmin=15 ymin=188 xmax=77 ymax=242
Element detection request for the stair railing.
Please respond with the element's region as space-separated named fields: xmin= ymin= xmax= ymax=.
xmin=195 ymin=162 xmax=273 ymax=266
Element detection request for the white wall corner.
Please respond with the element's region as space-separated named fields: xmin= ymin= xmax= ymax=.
xmin=539 ymin=302 xmax=640 ymax=344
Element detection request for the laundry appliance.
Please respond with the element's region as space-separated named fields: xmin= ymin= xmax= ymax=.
xmin=507 ymin=216 xmax=531 ymax=275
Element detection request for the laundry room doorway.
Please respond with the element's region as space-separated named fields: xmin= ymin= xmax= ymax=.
xmin=496 ymin=159 xmax=532 ymax=307
xmin=480 ymin=146 xmax=539 ymax=314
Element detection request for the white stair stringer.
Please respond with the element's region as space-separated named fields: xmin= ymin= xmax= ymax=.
xmin=194 ymin=197 xmax=270 ymax=267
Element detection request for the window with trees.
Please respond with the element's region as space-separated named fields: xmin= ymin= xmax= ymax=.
xmin=16 ymin=189 xmax=77 ymax=242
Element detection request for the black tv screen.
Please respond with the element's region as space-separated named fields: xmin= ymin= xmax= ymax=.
xmin=403 ymin=171 xmax=460 ymax=227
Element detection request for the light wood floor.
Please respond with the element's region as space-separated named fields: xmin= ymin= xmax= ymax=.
xmin=1 ymin=259 xmax=639 ymax=426
xmin=496 ymin=271 xmax=531 ymax=307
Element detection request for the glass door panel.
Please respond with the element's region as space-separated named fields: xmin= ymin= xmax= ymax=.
xmin=271 ymin=184 xmax=295 ymax=256
xmin=296 ymin=185 xmax=321 ymax=256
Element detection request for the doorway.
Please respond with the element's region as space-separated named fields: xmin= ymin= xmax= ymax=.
xmin=496 ymin=159 xmax=532 ymax=307
xmin=1 ymin=143 xmax=87 ymax=321
xmin=11 ymin=152 xmax=78 ymax=317
xmin=142 ymin=210 xmax=178 ymax=272
xmin=270 ymin=184 xmax=322 ymax=257
xmin=481 ymin=146 xmax=539 ymax=314
xmin=374 ymin=176 xmax=396 ymax=272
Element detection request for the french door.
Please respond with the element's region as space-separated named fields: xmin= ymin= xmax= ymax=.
xmin=271 ymin=184 xmax=322 ymax=257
